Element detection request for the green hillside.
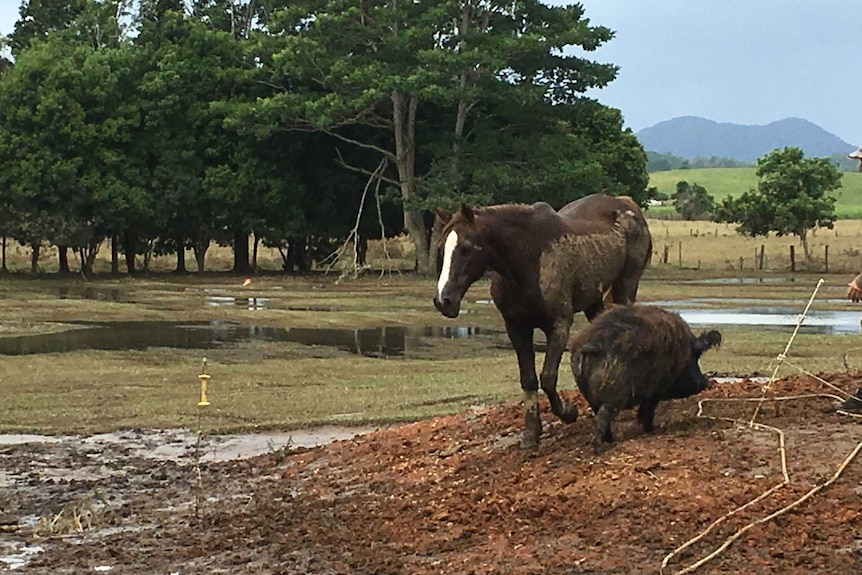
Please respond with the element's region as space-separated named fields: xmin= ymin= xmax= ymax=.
xmin=648 ymin=168 xmax=862 ymax=218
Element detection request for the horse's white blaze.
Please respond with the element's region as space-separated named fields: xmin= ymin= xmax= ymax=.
xmin=437 ymin=230 xmax=459 ymax=299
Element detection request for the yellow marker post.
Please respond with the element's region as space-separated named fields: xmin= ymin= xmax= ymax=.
xmin=198 ymin=357 xmax=211 ymax=407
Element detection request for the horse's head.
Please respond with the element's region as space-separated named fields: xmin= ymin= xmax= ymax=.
xmin=433 ymin=204 xmax=490 ymax=318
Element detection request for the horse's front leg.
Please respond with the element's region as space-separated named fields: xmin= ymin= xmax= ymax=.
xmin=505 ymin=321 xmax=542 ymax=449
xmin=540 ymin=322 xmax=579 ymax=424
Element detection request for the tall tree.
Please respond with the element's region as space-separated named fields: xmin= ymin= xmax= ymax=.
xmin=255 ymin=0 xmax=618 ymax=274
xmin=714 ymin=147 xmax=842 ymax=265
xmin=9 ymin=0 xmax=88 ymax=55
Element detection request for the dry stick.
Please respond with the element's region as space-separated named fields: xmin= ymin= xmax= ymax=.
xmin=321 ymin=158 xmax=387 ymax=277
xmin=663 ymin=392 xmax=859 ymax=574
xmin=192 ymin=358 xmax=207 ymax=519
xmin=373 ymin=164 xmax=399 ymax=278
xmin=659 ymin=439 xmax=788 ymax=572
xmin=749 ymin=278 xmax=824 ymax=426
xmin=780 ymin=358 xmax=855 ymax=399
xmin=670 ymin=439 xmax=862 ymax=575
xmin=660 ymin=408 xmax=790 ymax=573
xmin=193 ymin=400 xmax=205 ymax=518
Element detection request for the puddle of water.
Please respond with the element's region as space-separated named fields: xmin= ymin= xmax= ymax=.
xmin=673 ymin=307 xmax=862 ymax=334
xmin=669 ymin=277 xmax=798 ymax=284
xmin=651 ymin=298 xmax=849 ymax=307
xmin=0 ymin=434 xmax=63 ymax=446
xmin=0 ymin=322 xmax=496 ymax=357
xmin=205 ymin=296 xmax=270 ymax=310
xmin=0 ymin=542 xmax=44 ymax=570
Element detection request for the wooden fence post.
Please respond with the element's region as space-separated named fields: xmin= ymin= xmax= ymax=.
xmin=759 ymin=245 xmax=765 ymax=270
xmin=825 ymin=245 xmax=829 ymax=273
xmin=790 ymin=245 xmax=796 ymax=272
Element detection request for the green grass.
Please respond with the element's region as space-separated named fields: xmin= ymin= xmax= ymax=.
xmin=648 ymin=168 xmax=862 ymax=218
xmin=1 ymin=274 xmax=861 ymax=435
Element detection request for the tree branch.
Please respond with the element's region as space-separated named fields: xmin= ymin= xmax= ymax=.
xmin=334 ymin=149 xmax=399 ymax=186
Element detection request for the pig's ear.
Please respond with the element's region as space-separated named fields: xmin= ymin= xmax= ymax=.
xmin=695 ymin=330 xmax=722 ymax=353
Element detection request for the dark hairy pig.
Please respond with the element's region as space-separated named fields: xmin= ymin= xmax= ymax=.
xmin=569 ymin=304 xmax=721 ymax=452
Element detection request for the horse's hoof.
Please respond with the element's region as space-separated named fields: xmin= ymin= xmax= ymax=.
xmin=520 ymin=435 xmax=540 ymax=450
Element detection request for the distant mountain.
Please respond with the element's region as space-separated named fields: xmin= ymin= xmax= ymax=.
xmin=636 ymin=116 xmax=855 ymax=163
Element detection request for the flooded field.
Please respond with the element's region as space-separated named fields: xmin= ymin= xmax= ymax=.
xmin=0 ymin=295 xmax=859 ymax=360
xmin=0 ymin=321 xmax=500 ymax=357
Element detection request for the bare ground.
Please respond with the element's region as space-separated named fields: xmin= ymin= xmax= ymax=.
xmin=3 ymin=373 xmax=862 ymax=575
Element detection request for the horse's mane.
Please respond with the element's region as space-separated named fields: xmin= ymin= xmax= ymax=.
xmin=475 ymin=204 xmax=545 ymax=228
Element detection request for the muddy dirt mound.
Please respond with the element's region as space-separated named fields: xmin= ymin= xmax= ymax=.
xmin=5 ymin=373 xmax=862 ymax=574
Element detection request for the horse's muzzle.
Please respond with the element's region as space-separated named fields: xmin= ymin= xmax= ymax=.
xmin=433 ymin=295 xmax=460 ymax=318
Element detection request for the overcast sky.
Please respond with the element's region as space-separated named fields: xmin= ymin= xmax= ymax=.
xmin=1 ymin=1 xmax=859 ymax=146
xmin=573 ymin=0 xmax=860 ymax=145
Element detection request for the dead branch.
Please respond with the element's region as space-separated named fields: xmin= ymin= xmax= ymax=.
xmin=780 ymin=358 xmax=855 ymax=399
xmin=321 ymin=158 xmax=388 ymax=278
xmin=669 ymin=436 xmax=862 ymax=575
xmin=335 ymin=148 xmax=399 ymax=186
xmin=749 ymin=278 xmax=824 ymax=426
xmin=663 ymin=390 xmax=860 ymax=574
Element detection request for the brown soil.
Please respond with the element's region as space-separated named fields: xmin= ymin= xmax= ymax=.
xmin=3 ymin=374 xmax=862 ymax=574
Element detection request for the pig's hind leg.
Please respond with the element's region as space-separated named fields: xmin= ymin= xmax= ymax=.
xmin=593 ymin=404 xmax=618 ymax=453
xmin=637 ymin=399 xmax=658 ymax=433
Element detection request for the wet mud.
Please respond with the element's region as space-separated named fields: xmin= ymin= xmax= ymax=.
xmin=2 ymin=373 xmax=862 ymax=574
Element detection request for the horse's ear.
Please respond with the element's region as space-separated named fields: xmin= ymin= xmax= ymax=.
xmin=434 ymin=207 xmax=453 ymax=224
xmin=460 ymin=203 xmax=475 ymax=223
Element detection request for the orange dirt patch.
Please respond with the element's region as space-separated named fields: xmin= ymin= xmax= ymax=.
xmin=7 ymin=373 xmax=862 ymax=574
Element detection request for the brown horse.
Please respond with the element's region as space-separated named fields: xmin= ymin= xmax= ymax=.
xmin=433 ymin=195 xmax=652 ymax=448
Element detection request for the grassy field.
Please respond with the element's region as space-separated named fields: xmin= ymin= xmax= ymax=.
xmin=649 ymin=218 xmax=862 ymax=275
xmin=648 ymin=168 xmax=862 ymax=218
xmin=0 ymin=265 xmax=861 ymax=435
xmin=2 ymin=211 xmax=862 ymax=436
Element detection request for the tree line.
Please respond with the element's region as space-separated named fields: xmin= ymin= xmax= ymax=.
xmin=0 ymin=0 xmax=650 ymax=276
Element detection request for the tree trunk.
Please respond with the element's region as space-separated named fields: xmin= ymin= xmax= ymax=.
xmin=1 ymin=235 xmax=5 ymax=273
xmin=391 ymin=90 xmax=431 ymax=274
xmin=85 ymin=239 xmax=99 ymax=275
xmin=77 ymin=248 xmax=91 ymax=278
xmin=110 ymin=234 xmax=119 ymax=275
xmin=29 ymin=241 xmax=40 ymax=275
xmin=123 ymin=233 xmax=137 ymax=274
xmin=286 ymin=236 xmax=308 ymax=272
xmin=251 ymin=233 xmax=259 ymax=272
xmin=232 ymin=229 xmax=252 ymax=274
xmin=355 ymin=233 xmax=368 ymax=267
xmin=142 ymin=240 xmax=154 ymax=272
xmin=57 ymin=245 xmax=70 ymax=274
xmin=175 ymin=236 xmax=187 ymax=274
xmin=800 ymin=231 xmax=811 ymax=266
xmin=193 ymin=245 xmax=207 ymax=273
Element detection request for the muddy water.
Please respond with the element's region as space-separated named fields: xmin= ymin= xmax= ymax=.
xmin=0 ymin=426 xmax=377 ymax=464
xmin=0 ymin=322 xmax=499 ymax=357
xmin=0 ymin=426 xmax=378 ymax=570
